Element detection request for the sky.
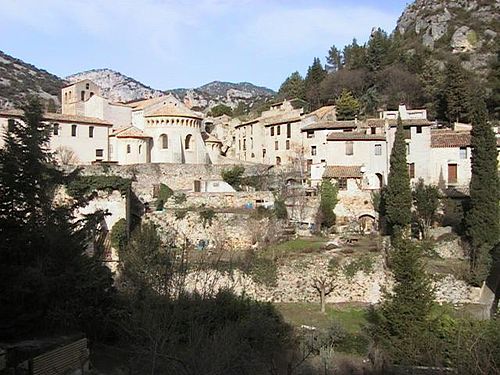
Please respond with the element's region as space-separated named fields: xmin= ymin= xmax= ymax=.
xmin=0 ymin=0 xmax=409 ymax=91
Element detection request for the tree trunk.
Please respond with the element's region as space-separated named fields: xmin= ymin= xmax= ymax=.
xmin=320 ymin=288 xmax=325 ymax=313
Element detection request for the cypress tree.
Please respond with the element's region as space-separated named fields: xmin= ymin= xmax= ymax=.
xmin=443 ymin=61 xmax=470 ymax=123
xmin=384 ymin=115 xmax=412 ymax=234
xmin=318 ymin=179 xmax=338 ymax=228
xmin=465 ymin=96 xmax=500 ymax=285
xmin=368 ymin=236 xmax=437 ymax=366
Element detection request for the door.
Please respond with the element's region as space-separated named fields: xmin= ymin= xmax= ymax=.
xmin=448 ymin=164 xmax=457 ymax=184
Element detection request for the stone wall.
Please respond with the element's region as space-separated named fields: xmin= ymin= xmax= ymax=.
xmin=181 ymin=252 xmax=481 ymax=305
xmin=165 ymin=191 xmax=274 ymax=210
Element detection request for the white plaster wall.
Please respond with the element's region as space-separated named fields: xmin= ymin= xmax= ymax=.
xmin=430 ymin=146 xmax=472 ymax=186
xmin=84 ymin=96 xmax=132 ymax=129
xmin=115 ymin=137 xmax=149 ymax=165
xmin=77 ymin=190 xmax=127 ymax=232
xmin=49 ymin=122 xmax=109 ymax=164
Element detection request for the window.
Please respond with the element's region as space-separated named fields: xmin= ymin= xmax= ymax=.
xmin=238 ymin=140 xmax=241 ymax=150
xmin=408 ymin=163 xmax=415 ymax=178
xmin=160 ymin=134 xmax=168 ymax=149
xmin=90 ymin=92 xmax=94 ymax=98
xmin=277 ymin=125 xmax=281 ymax=136
xmin=345 ymin=141 xmax=353 ymax=155
xmin=243 ymin=139 xmax=246 ymax=151
xmin=287 ymin=123 xmax=291 ymax=138
xmin=250 ymin=137 xmax=253 ymax=149
xmin=275 ymin=141 xmax=279 ymax=150
xmin=448 ymin=164 xmax=458 ymax=184
xmin=7 ymin=119 xmax=15 ymax=132
xmin=89 ymin=126 xmax=94 ymax=138
xmin=53 ymin=123 xmax=59 ymax=135
xmin=286 ymin=140 xmax=290 ymax=150
xmin=185 ymin=134 xmax=192 ymax=150
xmin=95 ymin=149 xmax=104 ymax=158
xmin=86 ymin=83 xmax=90 ymax=90
xmin=64 ymin=92 xmax=68 ymax=103
xmin=406 ymin=143 xmax=410 ymax=155
xmin=262 ymin=149 xmax=266 ymax=158
xmin=307 ymin=131 xmax=314 ymax=138
xmin=370 ymin=127 xmax=376 ymax=135
xmin=416 ymin=126 xmax=422 ymax=134
xmin=375 ymin=144 xmax=382 ymax=156
xmin=307 ymin=159 xmax=312 ymax=172
xmin=276 ymin=156 xmax=281 ymax=165
xmin=337 ymin=178 xmax=348 ymax=190
xmin=459 ymin=147 xmax=467 ymax=159
xmin=71 ymin=124 xmax=77 ymax=137
xmin=139 ymin=145 xmax=142 ymax=154
xmin=127 ymin=144 xmax=131 ymax=154
xmin=271 ymin=127 xmax=274 ymax=136
xmin=81 ymin=91 xmax=85 ymax=101
xmin=311 ymin=145 xmax=317 ymax=156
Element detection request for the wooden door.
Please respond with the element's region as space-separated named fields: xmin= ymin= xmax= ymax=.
xmin=448 ymin=164 xmax=457 ymax=184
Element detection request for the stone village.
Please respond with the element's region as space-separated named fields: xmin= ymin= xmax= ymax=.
xmin=0 ymin=79 xmax=499 ymax=309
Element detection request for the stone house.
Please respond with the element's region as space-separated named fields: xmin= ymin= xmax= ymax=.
xmin=0 ymin=109 xmax=112 ymax=164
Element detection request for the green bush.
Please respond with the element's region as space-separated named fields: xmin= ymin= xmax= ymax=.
xmin=175 ymin=209 xmax=187 ymax=220
xmin=66 ymin=175 xmax=131 ymax=198
xmin=342 ymin=254 xmax=375 ymax=280
xmin=199 ymin=208 xmax=216 ymax=227
xmin=248 ymin=257 xmax=278 ymax=287
xmin=221 ymin=165 xmax=245 ymax=191
xmin=110 ymin=219 xmax=128 ymax=251
xmin=173 ymin=192 xmax=187 ymax=204
xmin=273 ymin=196 xmax=288 ymax=220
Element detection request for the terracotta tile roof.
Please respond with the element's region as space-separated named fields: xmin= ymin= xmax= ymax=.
xmin=323 ymin=165 xmax=363 ymax=178
xmin=0 ymin=109 xmax=113 ymax=126
xmin=111 ymin=126 xmax=151 ymax=139
xmin=327 ymin=132 xmax=386 ymax=141
xmin=145 ymin=103 xmax=202 ymax=119
xmin=306 ymin=105 xmax=336 ymax=120
xmin=262 ymin=115 xmax=302 ymax=127
xmin=431 ymin=130 xmax=471 ymax=148
xmin=126 ymin=96 xmax=167 ymax=110
xmin=302 ymin=120 xmax=357 ymax=131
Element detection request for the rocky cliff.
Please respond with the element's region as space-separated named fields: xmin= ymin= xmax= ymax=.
xmin=396 ymin=0 xmax=499 ymax=74
xmin=66 ymin=69 xmax=275 ymax=112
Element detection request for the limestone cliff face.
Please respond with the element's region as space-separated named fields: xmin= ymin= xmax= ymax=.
xmin=66 ymin=69 xmax=275 ymax=112
xmin=395 ymin=0 xmax=499 ymax=74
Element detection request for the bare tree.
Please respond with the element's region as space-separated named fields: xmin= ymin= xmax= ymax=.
xmin=312 ymin=276 xmax=335 ymax=314
xmin=55 ymin=145 xmax=79 ymax=165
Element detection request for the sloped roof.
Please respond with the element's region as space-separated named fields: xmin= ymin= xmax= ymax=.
xmin=302 ymin=120 xmax=357 ymax=131
xmin=111 ymin=126 xmax=151 ymax=139
xmin=146 ymin=103 xmax=202 ymax=119
xmin=0 ymin=109 xmax=112 ymax=126
xmin=327 ymin=132 xmax=386 ymax=141
xmin=203 ymin=133 xmax=222 ymax=143
xmin=431 ymin=130 xmax=471 ymax=148
xmin=125 ymin=96 xmax=166 ymax=110
xmin=323 ymin=165 xmax=363 ymax=178
xmin=306 ymin=105 xmax=336 ymax=120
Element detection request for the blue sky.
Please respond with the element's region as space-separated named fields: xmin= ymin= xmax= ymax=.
xmin=1 ymin=0 xmax=409 ymax=91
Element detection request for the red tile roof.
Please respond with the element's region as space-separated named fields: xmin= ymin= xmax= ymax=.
xmin=0 ymin=109 xmax=113 ymax=126
xmin=431 ymin=130 xmax=471 ymax=148
xmin=323 ymin=165 xmax=363 ymax=178
xmin=111 ymin=126 xmax=151 ymax=139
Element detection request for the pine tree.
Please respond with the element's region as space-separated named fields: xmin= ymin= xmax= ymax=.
xmin=304 ymin=58 xmax=327 ymax=110
xmin=465 ymin=96 xmax=500 ymax=285
xmin=0 ymin=98 xmax=115 ymax=338
xmin=366 ymin=28 xmax=390 ymax=72
xmin=335 ymin=89 xmax=360 ymax=120
xmin=384 ymin=115 xmax=412 ymax=234
xmin=326 ymin=45 xmax=342 ymax=72
xmin=343 ymin=39 xmax=367 ymax=70
xmin=278 ymin=71 xmax=305 ymax=100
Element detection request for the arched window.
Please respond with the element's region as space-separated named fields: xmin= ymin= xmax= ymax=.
xmin=276 ymin=156 xmax=281 ymax=165
xmin=139 ymin=145 xmax=142 ymax=154
xmin=64 ymin=92 xmax=68 ymax=103
xmin=81 ymin=91 xmax=85 ymax=101
xmin=185 ymin=134 xmax=192 ymax=150
xmin=160 ymin=134 xmax=168 ymax=149
xmin=127 ymin=144 xmax=131 ymax=154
